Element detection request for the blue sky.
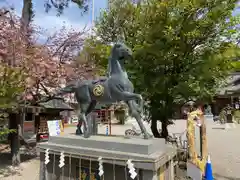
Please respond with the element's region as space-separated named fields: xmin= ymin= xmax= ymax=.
xmin=233 ymin=1 xmax=240 ymax=16
xmin=0 ymin=0 xmax=108 ymax=32
xmin=0 ymin=0 xmax=239 ymax=33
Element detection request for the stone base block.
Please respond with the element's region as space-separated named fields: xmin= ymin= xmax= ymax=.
xmin=37 ymin=134 xmax=177 ymax=180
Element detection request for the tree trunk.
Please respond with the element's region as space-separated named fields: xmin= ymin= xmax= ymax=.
xmin=150 ymin=119 xmax=161 ymax=138
xmin=9 ymin=113 xmax=21 ymax=166
xmin=10 ymin=131 xmax=20 ymax=166
xmin=149 ymin=97 xmax=161 ymax=138
xmin=21 ymin=0 xmax=33 ymax=32
xmin=149 ymin=94 xmax=171 ymax=140
xmin=160 ymin=119 xmax=169 ymax=139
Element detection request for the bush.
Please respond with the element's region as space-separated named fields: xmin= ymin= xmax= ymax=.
xmin=233 ymin=110 xmax=240 ymax=124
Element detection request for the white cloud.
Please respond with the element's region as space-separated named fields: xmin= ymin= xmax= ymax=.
xmin=33 ymin=13 xmax=91 ymax=33
xmin=32 ymin=13 xmax=92 ymax=43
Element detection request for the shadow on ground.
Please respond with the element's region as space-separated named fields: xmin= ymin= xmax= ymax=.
xmin=214 ymin=173 xmax=240 ymax=180
xmin=0 ymin=150 xmax=39 ymax=178
xmin=212 ymin=127 xmax=225 ymax=130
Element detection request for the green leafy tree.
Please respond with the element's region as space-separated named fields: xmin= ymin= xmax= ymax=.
xmin=85 ymin=0 xmax=240 ymax=139
xmin=44 ymin=0 xmax=89 ymax=15
xmin=232 ymin=61 xmax=240 ymax=72
xmin=0 ymin=65 xmax=25 ymax=138
xmin=81 ymin=39 xmax=112 ymax=75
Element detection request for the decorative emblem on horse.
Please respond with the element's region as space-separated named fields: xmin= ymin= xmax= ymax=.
xmin=93 ymin=84 xmax=104 ymax=96
xmin=93 ymin=84 xmax=104 ymax=97
xmin=48 ymin=42 xmax=151 ymax=139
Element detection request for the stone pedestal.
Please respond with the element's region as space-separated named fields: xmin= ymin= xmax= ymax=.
xmin=37 ymin=134 xmax=177 ymax=180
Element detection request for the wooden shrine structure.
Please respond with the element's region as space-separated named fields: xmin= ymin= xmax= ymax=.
xmin=7 ymin=97 xmax=73 ymax=165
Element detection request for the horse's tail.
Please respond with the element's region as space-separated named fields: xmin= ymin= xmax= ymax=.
xmin=55 ymin=84 xmax=75 ymax=96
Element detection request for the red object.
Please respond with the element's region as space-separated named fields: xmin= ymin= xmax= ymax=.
xmin=39 ymin=134 xmax=49 ymax=139
xmin=93 ymin=109 xmax=113 ymax=135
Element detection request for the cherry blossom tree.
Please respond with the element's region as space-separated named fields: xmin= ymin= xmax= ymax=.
xmin=1 ymin=8 xmax=96 ymax=104
xmin=23 ymin=26 xmax=96 ymax=102
xmin=0 ymin=8 xmax=95 ymax=164
xmin=0 ymin=8 xmax=27 ymax=101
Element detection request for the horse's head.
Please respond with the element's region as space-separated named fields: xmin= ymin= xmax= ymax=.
xmin=111 ymin=42 xmax=132 ymax=60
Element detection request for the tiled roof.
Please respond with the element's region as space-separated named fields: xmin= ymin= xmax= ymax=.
xmin=39 ymin=98 xmax=73 ymax=110
xmin=217 ymin=72 xmax=240 ymax=95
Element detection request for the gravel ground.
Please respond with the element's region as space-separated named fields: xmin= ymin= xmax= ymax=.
xmin=1 ymin=120 xmax=240 ymax=180
xmin=0 ymin=152 xmax=40 ymax=180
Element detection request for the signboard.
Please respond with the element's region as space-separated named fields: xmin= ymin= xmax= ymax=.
xmin=47 ymin=120 xmax=63 ymax=136
xmin=78 ymin=167 xmax=100 ymax=180
xmin=71 ymin=115 xmax=78 ymax=123
xmin=39 ymin=118 xmax=48 ymax=134
xmin=23 ymin=121 xmax=35 ymax=133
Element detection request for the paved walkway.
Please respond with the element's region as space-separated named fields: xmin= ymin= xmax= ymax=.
xmin=0 ymin=154 xmax=40 ymax=180
xmin=206 ymin=121 xmax=240 ymax=179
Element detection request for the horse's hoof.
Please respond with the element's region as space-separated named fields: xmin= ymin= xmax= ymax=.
xmin=148 ymin=133 xmax=153 ymax=138
xmin=76 ymin=128 xmax=83 ymax=135
xmin=143 ymin=134 xmax=150 ymax=139
xmin=84 ymin=133 xmax=90 ymax=138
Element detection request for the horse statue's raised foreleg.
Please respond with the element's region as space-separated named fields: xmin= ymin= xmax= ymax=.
xmin=111 ymin=90 xmax=149 ymax=138
xmin=126 ymin=100 xmax=151 ymax=139
xmin=117 ymin=91 xmax=144 ymax=112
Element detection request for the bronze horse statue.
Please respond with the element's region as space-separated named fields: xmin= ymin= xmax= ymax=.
xmin=53 ymin=42 xmax=150 ymax=139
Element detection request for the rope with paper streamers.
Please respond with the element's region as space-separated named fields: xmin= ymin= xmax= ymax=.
xmin=41 ymin=148 xmax=167 ymax=179
xmin=41 ymin=147 xmax=171 ymax=163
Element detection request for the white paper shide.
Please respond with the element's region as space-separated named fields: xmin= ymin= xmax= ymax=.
xmin=127 ymin=159 xmax=137 ymax=179
xmin=44 ymin=149 xmax=50 ymax=165
xmin=59 ymin=152 xmax=65 ymax=168
xmin=98 ymin=157 xmax=104 ymax=176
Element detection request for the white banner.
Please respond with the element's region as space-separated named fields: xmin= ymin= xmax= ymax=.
xmin=47 ymin=120 xmax=61 ymax=136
